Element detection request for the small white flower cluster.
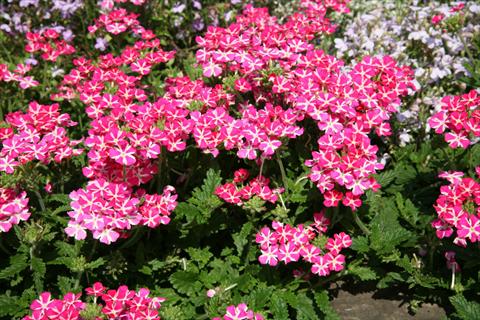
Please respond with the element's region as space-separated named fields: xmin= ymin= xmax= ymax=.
xmin=335 ymin=0 xmax=479 ymax=85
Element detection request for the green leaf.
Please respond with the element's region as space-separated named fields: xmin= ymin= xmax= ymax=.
xmin=394 ymin=164 xmax=417 ymax=185
xmin=0 ymin=254 xmax=28 ymax=279
xmin=314 ymin=291 xmax=340 ymax=320
xmin=395 ymin=193 xmax=420 ymax=228
xmin=57 ymin=276 xmax=76 ymax=294
xmin=242 ymin=197 xmax=267 ymax=213
xmin=55 ymin=241 xmax=81 ymax=257
xmin=51 ymin=205 xmax=72 ymax=216
xmin=175 ymin=202 xmax=202 ymax=223
xmin=0 ymin=293 xmax=20 ymax=316
xmin=450 ymin=295 xmax=480 ymax=320
xmin=176 ymin=169 xmax=223 ymax=224
xmin=86 ymin=257 xmax=106 ymax=270
xmin=282 ymin=291 xmax=318 ymax=319
xmin=369 ymin=198 xmax=414 ymax=255
xmin=351 ymin=236 xmax=369 ymax=253
xmin=347 ymin=265 xmax=378 ymax=281
xmin=169 ymin=271 xmax=201 ymax=296
xmin=377 ymin=272 xmax=404 ymax=289
xmin=47 ymin=193 xmax=71 ymax=205
xmin=31 ymin=257 xmax=46 ymax=291
xmin=186 ymin=247 xmax=213 ymax=269
xmin=375 ymin=169 xmax=396 ymax=189
xmin=270 ymin=294 xmax=289 ymax=320
xmin=232 ymin=222 xmax=253 ymax=257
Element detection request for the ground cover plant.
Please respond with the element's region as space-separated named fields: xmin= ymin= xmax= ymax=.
xmin=0 ymin=0 xmax=479 ymax=319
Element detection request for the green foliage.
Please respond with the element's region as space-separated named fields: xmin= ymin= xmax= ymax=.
xmin=450 ymin=295 xmax=480 ymax=320
xmin=175 ymin=169 xmax=223 ymax=224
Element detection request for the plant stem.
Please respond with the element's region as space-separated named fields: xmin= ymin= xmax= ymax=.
xmin=259 ymin=157 xmax=265 ymax=177
xmin=278 ymin=192 xmax=287 ymax=210
xmin=34 ymin=189 xmax=46 ymax=212
xmin=450 ymin=264 xmax=456 ymax=290
xmin=352 ymin=210 xmax=370 ymax=235
xmin=458 ymin=32 xmax=475 ymax=66
xmin=276 ymin=154 xmax=288 ymax=193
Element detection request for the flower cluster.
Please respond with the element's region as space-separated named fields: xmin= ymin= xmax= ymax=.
xmin=256 ymin=211 xmax=351 ymax=276
xmin=86 ymin=282 xmax=165 ymax=319
xmin=66 ymin=179 xmax=177 ymax=244
xmin=99 ymin=0 xmax=146 ymax=11
xmin=23 ymin=292 xmax=84 ymax=320
xmin=88 ymin=8 xmax=149 ymax=36
xmin=302 ymin=55 xmax=414 ymax=208
xmin=0 ymin=62 xmax=39 ymax=89
xmin=431 ymin=167 xmax=480 ymax=247
xmin=0 ymin=1 xmax=83 ymax=34
xmin=53 ymin=34 xmax=175 ymax=186
xmin=213 ymin=303 xmax=264 ymax=320
xmin=0 ymin=187 xmax=30 ymax=233
xmin=22 ymin=282 xmax=165 ymax=320
xmin=25 ymin=29 xmax=76 ymax=62
xmin=428 ymin=89 xmax=480 ymax=149
xmin=193 ymin=3 xmax=415 ymax=208
xmin=215 ymin=169 xmax=284 ymax=205
xmin=0 ymin=102 xmax=82 ymax=174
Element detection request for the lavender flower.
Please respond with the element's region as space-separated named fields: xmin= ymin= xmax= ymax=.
xmin=52 ymin=0 xmax=84 ymax=18
xmin=19 ymin=0 xmax=38 ymax=7
xmin=224 ymin=10 xmax=234 ymax=22
xmin=172 ymin=2 xmax=186 ymax=13
xmin=62 ymin=29 xmax=74 ymax=42
xmin=192 ymin=0 xmax=201 ymax=10
xmin=25 ymin=57 xmax=38 ymax=66
xmin=192 ymin=14 xmax=204 ymax=31
xmin=95 ymin=37 xmax=108 ymax=51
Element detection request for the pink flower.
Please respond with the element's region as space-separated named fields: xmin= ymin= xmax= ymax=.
xmin=109 ymin=142 xmax=137 ymax=165
xmin=431 ymin=14 xmax=445 ymax=25
xmin=206 ymin=289 xmax=217 ymax=298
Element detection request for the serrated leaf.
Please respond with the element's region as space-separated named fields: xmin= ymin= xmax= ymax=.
xmin=0 ymin=254 xmax=28 ymax=279
xmin=232 ymin=222 xmax=253 ymax=257
xmin=394 ymin=164 xmax=417 ymax=185
xmin=176 ymin=169 xmax=222 ymax=224
xmin=55 ymin=241 xmax=81 ymax=257
xmin=47 ymin=193 xmax=71 ymax=205
xmin=348 ymin=265 xmax=378 ymax=281
xmin=31 ymin=257 xmax=46 ymax=291
xmin=377 ymin=272 xmax=404 ymax=289
xmin=375 ymin=169 xmax=396 ymax=188
xmin=86 ymin=257 xmax=105 ymax=270
xmin=395 ymin=193 xmax=420 ymax=228
xmin=51 ymin=204 xmax=72 ymax=216
xmin=270 ymin=294 xmax=289 ymax=320
xmin=450 ymin=295 xmax=480 ymax=320
xmin=369 ymin=198 xmax=414 ymax=255
xmin=0 ymin=293 xmax=20 ymax=316
xmin=351 ymin=236 xmax=369 ymax=253
xmin=314 ymin=291 xmax=340 ymax=320
xmin=282 ymin=291 xmax=318 ymax=319
xmin=246 ymin=286 xmax=271 ymax=310
xmin=186 ymin=247 xmax=213 ymax=269
xmin=57 ymin=276 xmax=76 ymax=294
xmin=169 ymin=271 xmax=201 ymax=295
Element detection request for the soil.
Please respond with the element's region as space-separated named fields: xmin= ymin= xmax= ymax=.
xmin=330 ymin=282 xmax=447 ymax=320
